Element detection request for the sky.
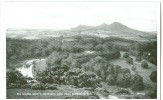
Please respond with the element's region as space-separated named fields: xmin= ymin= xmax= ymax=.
xmin=5 ymin=2 xmax=160 ymax=31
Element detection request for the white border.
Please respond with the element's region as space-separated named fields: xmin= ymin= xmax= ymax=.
xmin=0 ymin=0 xmax=161 ymax=100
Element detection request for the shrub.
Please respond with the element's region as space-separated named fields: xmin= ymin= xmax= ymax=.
xmin=99 ymin=51 xmax=121 ymax=60
xmin=132 ymin=65 xmax=136 ymax=71
xmin=106 ymin=74 xmax=117 ymax=85
xmin=123 ymin=52 xmax=129 ymax=58
xmin=7 ymin=70 xmax=27 ymax=88
xmin=141 ymin=61 xmax=148 ymax=69
xmin=81 ymin=56 xmax=109 ymax=80
xmin=36 ymin=65 xmax=69 ymax=84
xmin=36 ymin=66 xmax=100 ymax=89
xmin=64 ymin=69 xmax=100 ymax=88
xmin=88 ymin=93 xmax=100 ymax=99
xmin=148 ymin=57 xmax=157 ymax=65
xmin=121 ymin=68 xmax=130 ymax=74
xmin=135 ymin=56 xmax=142 ymax=62
xmin=46 ymin=51 xmax=69 ymax=66
xmin=145 ymin=90 xmax=157 ymax=99
xmin=114 ymin=65 xmax=122 ymax=73
xmin=45 ymin=84 xmax=58 ymax=90
xmin=150 ymin=71 xmax=157 ymax=82
xmin=71 ymin=45 xmax=84 ymax=53
xmin=115 ymin=88 xmax=131 ymax=95
xmin=126 ymin=57 xmax=133 ymax=64
xmin=116 ymin=73 xmax=132 ymax=88
xmin=107 ymin=65 xmax=115 ymax=75
xmin=21 ymin=84 xmax=31 ymax=89
xmin=130 ymin=73 xmax=144 ymax=91
xmin=31 ymin=83 xmax=46 ymax=90
xmin=116 ymin=73 xmax=144 ymax=91
xmin=7 ymin=83 xmax=21 ymax=89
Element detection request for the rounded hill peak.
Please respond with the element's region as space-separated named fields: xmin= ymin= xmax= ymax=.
xmin=109 ymin=22 xmax=128 ymax=29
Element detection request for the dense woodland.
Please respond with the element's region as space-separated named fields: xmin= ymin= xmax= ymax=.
xmin=7 ymin=36 xmax=157 ymax=67
xmin=6 ymin=36 xmax=157 ymax=98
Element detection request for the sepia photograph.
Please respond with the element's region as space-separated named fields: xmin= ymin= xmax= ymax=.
xmin=4 ymin=1 xmax=160 ymax=99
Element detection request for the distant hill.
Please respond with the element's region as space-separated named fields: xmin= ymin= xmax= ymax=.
xmin=96 ymin=22 xmax=128 ymax=30
xmin=6 ymin=22 xmax=157 ymax=41
xmin=71 ymin=25 xmax=94 ymax=31
xmin=71 ymin=22 xmax=157 ymax=41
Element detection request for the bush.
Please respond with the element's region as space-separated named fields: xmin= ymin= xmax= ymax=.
xmin=63 ymin=68 xmax=100 ymax=88
xmin=21 ymin=84 xmax=31 ymax=89
xmin=36 ymin=65 xmax=69 ymax=84
xmin=148 ymin=57 xmax=157 ymax=65
xmin=106 ymin=74 xmax=117 ymax=85
xmin=145 ymin=90 xmax=157 ymax=99
xmin=116 ymin=73 xmax=132 ymax=88
xmin=71 ymin=45 xmax=85 ymax=53
xmin=135 ymin=56 xmax=142 ymax=62
xmin=99 ymin=51 xmax=121 ymax=60
xmin=7 ymin=70 xmax=27 ymax=88
xmin=132 ymin=66 xmax=136 ymax=71
xmin=45 ymin=84 xmax=58 ymax=90
xmin=130 ymin=73 xmax=144 ymax=91
xmin=123 ymin=52 xmax=129 ymax=58
xmin=141 ymin=61 xmax=148 ymax=69
xmin=114 ymin=65 xmax=122 ymax=73
xmin=121 ymin=68 xmax=130 ymax=74
xmin=88 ymin=93 xmax=100 ymax=99
xmin=46 ymin=51 xmax=69 ymax=66
xmin=7 ymin=83 xmax=21 ymax=89
xmin=150 ymin=71 xmax=157 ymax=82
xmin=36 ymin=66 xmax=100 ymax=89
xmin=115 ymin=88 xmax=131 ymax=95
xmin=31 ymin=83 xmax=46 ymax=90
xmin=126 ymin=57 xmax=133 ymax=64
xmin=116 ymin=73 xmax=144 ymax=91
xmin=81 ymin=56 xmax=109 ymax=80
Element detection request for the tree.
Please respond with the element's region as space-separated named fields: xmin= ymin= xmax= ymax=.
xmin=64 ymin=69 xmax=100 ymax=88
xmin=123 ymin=52 xmax=129 ymax=58
xmin=130 ymin=73 xmax=144 ymax=91
xmin=114 ymin=65 xmax=122 ymax=73
xmin=46 ymin=51 xmax=69 ymax=66
xmin=141 ymin=61 xmax=148 ymax=69
xmin=99 ymin=51 xmax=121 ymax=60
xmin=116 ymin=73 xmax=144 ymax=91
xmin=116 ymin=73 xmax=131 ymax=88
xmin=36 ymin=66 xmax=100 ymax=88
xmin=7 ymin=70 xmax=27 ymax=88
xmin=106 ymin=74 xmax=117 ymax=85
xmin=36 ymin=65 xmax=66 ymax=84
xmin=150 ymin=71 xmax=157 ymax=82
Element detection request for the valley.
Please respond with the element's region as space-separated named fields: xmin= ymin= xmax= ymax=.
xmin=6 ymin=22 xmax=157 ymax=99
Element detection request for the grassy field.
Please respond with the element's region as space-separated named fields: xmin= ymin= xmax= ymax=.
xmin=109 ymin=52 xmax=157 ymax=90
